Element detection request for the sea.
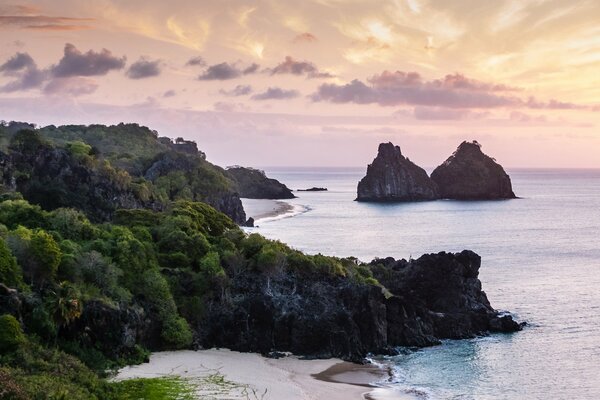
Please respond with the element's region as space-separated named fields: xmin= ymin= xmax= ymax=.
xmin=243 ymin=167 xmax=600 ymax=400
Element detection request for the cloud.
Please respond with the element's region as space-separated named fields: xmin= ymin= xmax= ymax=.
xmin=163 ymin=90 xmax=176 ymax=98
xmin=185 ymin=56 xmax=205 ymax=67
xmin=219 ymin=84 xmax=252 ymax=96
xmin=525 ymin=97 xmax=582 ymax=110
xmin=0 ymin=66 xmax=45 ymax=92
xmin=126 ymin=57 xmax=162 ymax=79
xmin=413 ymin=106 xmax=489 ymax=120
xmin=50 ymin=43 xmax=126 ymax=78
xmin=269 ymin=56 xmax=334 ymax=78
xmin=0 ymin=52 xmax=35 ymax=72
xmin=43 ymin=77 xmax=98 ymax=96
xmin=251 ymin=87 xmax=300 ymax=100
xmin=198 ymin=62 xmax=258 ymax=80
xmin=0 ymin=7 xmax=93 ymax=31
xmin=0 ymin=51 xmax=45 ymax=92
xmin=293 ymin=32 xmax=318 ymax=43
xmin=213 ymin=101 xmax=249 ymax=112
xmin=509 ymin=111 xmax=547 ymax=123
xmin=312 ymin=70 xmax=533 ymax=109
xmin=243 ymin=63 xmax=259 ymax=74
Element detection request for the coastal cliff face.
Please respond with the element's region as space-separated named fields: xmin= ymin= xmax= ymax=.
xmin=198 ymin=250 xmax=521 ymax=362
xmin=226 ymin=166 xmax=295 ymax=200
xmin=357 ymin=142 xmax=438 ymax=202
xmin=431 ymin=141 xmax=516 ymax=200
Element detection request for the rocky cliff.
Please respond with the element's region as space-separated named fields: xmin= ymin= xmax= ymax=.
xmin=357 ymin=142 xmax=438 ymax=202
xmin=226 ymin=166 xmax=295 ymax=199
xmin=197 ymin=250 xmax=521 ymax=362
xmin=1 ymin=249 xmax=522 ymax=363
xmin=431 ymin=141 xmax=516 ymax=200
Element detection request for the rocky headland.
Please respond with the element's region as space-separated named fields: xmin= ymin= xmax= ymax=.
xmin=356 ymin=142 xmax=439 ymax=202
xmin=227 ymin=166 xmax=295 ymax=200
xmin=431 ymin=141 xmax=516 ymax=200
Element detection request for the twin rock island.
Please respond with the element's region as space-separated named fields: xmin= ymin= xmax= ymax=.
xmin=357 ymin=141 xmax=516 ymax=202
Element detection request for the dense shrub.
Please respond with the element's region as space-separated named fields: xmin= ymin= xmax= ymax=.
xmin=0 ymin=314 xmax=26 ymax=352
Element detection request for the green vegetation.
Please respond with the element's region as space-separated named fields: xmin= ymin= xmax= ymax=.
xmin=112 ymin=377 xmax=197 ymax=400
xmin=0 ymin=122 xmax=382 ymax=398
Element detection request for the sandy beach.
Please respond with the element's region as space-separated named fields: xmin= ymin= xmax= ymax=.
xmin=241 ymin=198 xmax=303 ymax=223
xmin=114 ymin=349 xmax=415 ymax=400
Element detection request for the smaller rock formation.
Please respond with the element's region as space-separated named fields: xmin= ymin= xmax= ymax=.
xmin=431 ymin=141 xmax=516 ymax=200
xmin=227 ymin=166 xmax=295 ymax=199
xmin=357 ymin=142 xmax=438 ymax=202
xmin=297 ymin=187 xmax=327 ymax=192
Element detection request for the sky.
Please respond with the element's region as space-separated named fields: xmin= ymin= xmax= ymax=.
xmin=0 ymin=0 xmax=599 ymax=168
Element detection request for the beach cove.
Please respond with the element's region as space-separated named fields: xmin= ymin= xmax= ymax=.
xmin=114 ymin=349 xmax=416 ymax=400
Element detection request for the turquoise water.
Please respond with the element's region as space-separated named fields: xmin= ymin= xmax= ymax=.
xmin=247 ymin=168 xmax=600 ymax=400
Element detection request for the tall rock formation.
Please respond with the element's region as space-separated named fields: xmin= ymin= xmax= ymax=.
xmin=431 ymin=141 xmax=516 ymax=200
xmin=357 ymin=142 xmax=438 ymax=202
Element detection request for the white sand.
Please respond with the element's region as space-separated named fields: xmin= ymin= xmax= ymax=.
xmin=241 ymin=198 xmax=294 ymax=221
xmin=114 ymin=349 xmax=413 ymax=400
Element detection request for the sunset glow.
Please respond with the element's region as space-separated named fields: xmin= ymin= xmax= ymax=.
xmin=0 ymin=0 xmax=598 ymax=167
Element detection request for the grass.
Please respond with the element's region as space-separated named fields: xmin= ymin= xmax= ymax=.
xmin=112 ymin=376 xmax=197 ymax=400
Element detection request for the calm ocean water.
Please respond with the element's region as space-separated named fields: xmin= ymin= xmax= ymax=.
xmin=244 ymin=167 xmax=600 ymax=400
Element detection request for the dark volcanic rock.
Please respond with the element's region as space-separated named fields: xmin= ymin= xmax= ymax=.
xmin=298 ymin=187 xmax=327 ymax=192
xmin=227 ymin=166 xmax=295 ymax=199
xmin=357 ymin=142 xmax=438 ymax=202
xmin=197 ymin=250 xmax=522 ymax=362
xmin=431 ymin=141 xmax=516 ymax=200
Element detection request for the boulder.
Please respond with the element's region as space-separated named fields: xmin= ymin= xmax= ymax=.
xmin=357 ymin=142 xmax=438 ymax=202
xmin=431 ymin=141 xmax=516 ymax=200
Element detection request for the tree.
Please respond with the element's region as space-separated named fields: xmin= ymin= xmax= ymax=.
xmin=0 ymin=314 xmax=26 ymax=352
xmin=0 ymin=238 xmax=23 ymax=288
xmin=7 ymin=227 xmax=62 ymax=286
xmin=47 ymin=281 xmax=83 ymax=332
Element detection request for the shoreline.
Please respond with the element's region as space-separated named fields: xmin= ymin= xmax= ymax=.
xmin=114 ymin=349 xmax=413 ymax=399
xmin=241 ymin=198 xmax=308 ymax=224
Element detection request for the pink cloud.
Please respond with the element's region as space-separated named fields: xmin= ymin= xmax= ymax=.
xmin=313 ymin=70 xmax=585 ymax=110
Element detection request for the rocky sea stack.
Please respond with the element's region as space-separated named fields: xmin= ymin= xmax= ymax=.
xmin=431 ymin=141 xmax=516 ymax=200
xmin=356 ymin=142 xmax=438 ymax=202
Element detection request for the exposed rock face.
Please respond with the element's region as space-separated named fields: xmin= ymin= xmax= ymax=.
xmin=357 ymin=142 xmax=438 ymax=202
xmin=431 ymin=141 xmax=516 ymax=200
xmin=198 ymin=250 xmax=522 ymax=362
xmin=227 ymin=166 xmax=295 ymax=199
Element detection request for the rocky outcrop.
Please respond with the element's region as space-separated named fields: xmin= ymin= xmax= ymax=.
xmin=357 ymin=142 xmax=438 ymax=202
xmin=227 ymin=166 xmax=295 ymax=199
xmin=431 ymin=141 xmax=516 ymax=200
xmin=197 ymin=250 xmax=522 ymax=362
xmin=144 ymin=152 xmax=246 ymax=224
xmin=298 ymin=187 xmax=327 ymax=192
